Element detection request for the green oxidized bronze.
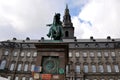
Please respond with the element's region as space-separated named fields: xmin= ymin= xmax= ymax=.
xmin=47 ymin=13 xmax=63 ymax=40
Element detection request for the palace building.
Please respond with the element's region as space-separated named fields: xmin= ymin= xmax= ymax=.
xmin=0 ymin=5 xmax=120 ymax=80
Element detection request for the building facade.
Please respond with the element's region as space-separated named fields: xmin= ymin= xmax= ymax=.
xmin=0 ymin=5 xmax=120 ymax=80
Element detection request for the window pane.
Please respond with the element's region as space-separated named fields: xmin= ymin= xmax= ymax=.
xmin=21 ymin=52 xmax=24 ymax=56
xmin=10 ymin=63 xmax=14 ymax=71
xmin=4 ymin=50 xmax=9 ymax=55
xmin=114 ymin=65 xmax=119 ymax=72
xmin=84 ymin=65 xmax=88 ymax=73
xmin=83 ymin=52 xmax=87 ymax=57
xmin=13 ymin=52 xmax=17 ymax=56
xmin=90 ymin=52 xmax=94 ymax=57
xmin=33 ymin=52 xmax=37 ymax=57
xmin=75 ymin=65 xmax=80 ymax=73
xmin=97 ymin=52 xmax=102 ymax=57
xmin=24 ymin=64 xmax=28 ymax=71
xmin=17 ymin=64 xmax=22 ymax=71
xmin=69 ymin=52 xmax=72 ymax=57
xmin=111 ymin=52 xmax=115 ymax=57
xmin=0 ymin=60 xmax=6 ymax=69
xmin=66 ymin=65 xmax=69 ymax=74
xmin=107 ymin=65 xmax=111 ymax=72
xmin=75 ymin=52 xmax=79 ymax=57
xmin=8 ymin=76 xmax=11 ymax=80
xmin=22 ymin=77 xmax=26 ymax=80
xmin=27 ymin=52 xmax=31 ymax=57
xmin=104 ymin=52 xmax=109 ymax=57
xmin=15 ymin=77 xmax=18 ymax=80
xmin=99 ymin=65 xmax=104 ymax=72
xmin=31 ymin=64 xmax=35 ymax=71
xmin=29 ymin=77 xmax=33 ymax=80
xmin=92 ymin=65 xmax=96 ymax=72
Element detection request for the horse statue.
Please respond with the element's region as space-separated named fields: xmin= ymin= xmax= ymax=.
xmin=47 ymin=13 xmax=63 ymax=40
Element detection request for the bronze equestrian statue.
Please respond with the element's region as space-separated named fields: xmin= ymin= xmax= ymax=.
xmin=47 ymin=13 xmax=63 ymax=40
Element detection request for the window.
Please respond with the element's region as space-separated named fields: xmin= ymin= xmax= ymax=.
xmin=27 ymin=52 xmax=31 ymax=57
xmin=21 ymin=52 xmax=24 ymax=57
xmin=15 ymin=77 xmax=19 ymax=80
xmin=29 ymin=77 xmax=33 ymax=80
xmin=75 ymin=52 xmax=79 ymax=57
xmin=101 ymin=79 xmax=105 ymax=80
xmin=93 ymin=79 xmax=97 ymax=80
xmin=22 ymin=77 xmax=26 ymax=80
xmin=4 ymin=50 xmax=9 ymax=55
xmin=33 ymin=52 xmax=37 ymax=57
xmin=31 ymin=64 xmax=35 ymax=71
xmin=69 ymin=52 xmax=72 ymax=57
xmin=17 ymin=63 xmax=22 ymax=71
xmin=97 ymin=52 xmax=102 ymax=57
xmin=92 ymin=65 xmax=96 ymax=72
xmin=85 ymin=79 xmax=89 ymax=80
xmin=98 ymin=65 xmax=104 ymax=72
xmin=8 ymin=76 xmax=11 ymax=80
xmin=0 ymin=60 xmax=6 ymax=69
xmin=90 ymin=52 xmax=94 ymax=57
xmin=109 ymin=79 xmax=113 ymax=80
xmin=13 ymin=52 xmax=17 ymax=56
xmin=24 ymin=64 xmax=28 ymax=71
xmin=83 ymin=52 xmax=87 ymax=57
xmin=65 ymin=31 xmax=69 ymax=37
xmin=84 ymin=65 xmax=88 ymax=73
xmin=10 ymin=63 xmax=15 ymax=71
xmin=111 ymin=52 xmax=115 ymax=57
xmin=66 ymin=65 xmax=69 ymax=74
xmin=114 ymin=65 xmax=119 ymax=72
xmin=104 ymin=52 xmax=109 ymax=57
xmin=107 ymin=65 xmax=111 ymax=72
xmin=75 ymin=65 xmax=80 ymax=73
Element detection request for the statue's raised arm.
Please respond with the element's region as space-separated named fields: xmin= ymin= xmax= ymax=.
xmin=47 ymin=13 xmax=63 ymax=40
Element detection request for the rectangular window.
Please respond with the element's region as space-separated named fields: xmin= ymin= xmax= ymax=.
xmin=33 ymin=52 xmax=37 ymax=57
xmin=92 ymin=65 xmax=96 ymax=72
xmin=90 ymin=52 xmax=94 ymax=57
xmin=104 ymin=52 xmax=109 ymax=57
xmin=13 ymin=52 xmax=17 ymax=56
xmin=75 ymin=65 xmax=80 ymax=73
xmin=111 ymin=52 xmax=115 ymax=57
xmin=97 ymin=52 xmax=102 ymax=57
xmin=99 ymin=65 xmax=104 ymax=72
xmin=84 ymin=65 xmax=88 ymax=73
xmin=75 ymin=52 xmax=80 ymax=57
xmin=69 ymin=52 xmax=72 ymax=57
xmin=114 ymin=65 xmax=119 ymax=72
xmin=107 ymin=65 xmax=111 ymax=72
xmin=83 ymin=52 xmax=87 ymax=57
xmin=21 ymin=52 xmax=24 ymax=57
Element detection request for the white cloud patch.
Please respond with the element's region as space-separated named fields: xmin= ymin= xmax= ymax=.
xmin=72 ymin=0 xmax=120 ymax=39
xmin=0 ymin=0 xmax=66 ymax=40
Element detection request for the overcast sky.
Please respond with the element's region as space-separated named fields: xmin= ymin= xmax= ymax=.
xmin=0 ymin=0 xmax=120 ymax=40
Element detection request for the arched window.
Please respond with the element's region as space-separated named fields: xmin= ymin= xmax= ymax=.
xmin=10 ymin=63 xmax=15 ymax=71
xmin=17 ymin=63 xmax=22 ymax=71
xmin=24 ymin=64 xmax=28 ymax=71
xmin=0 ymin=60 xmax=6 ymax=69
xmin=65 ymin=31 xmax=69 ymax=37
xmin=13 ymin=52 xmax=17 ymax=56
xmin=31 ymin=64 xmax=35 ymax=71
